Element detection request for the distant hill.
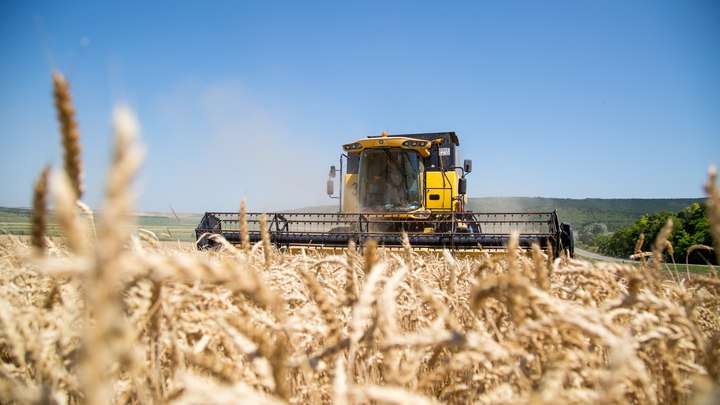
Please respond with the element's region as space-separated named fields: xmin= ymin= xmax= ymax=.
xmin=467 ymin=197 xmax=705 ymax=230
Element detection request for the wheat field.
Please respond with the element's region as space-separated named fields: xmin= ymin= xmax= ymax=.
xmin=0 ymin=74 xmax=719 ymax=404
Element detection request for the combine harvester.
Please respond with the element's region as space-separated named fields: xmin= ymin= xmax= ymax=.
xmin=195 ymin=132 xmax=574 ymax=257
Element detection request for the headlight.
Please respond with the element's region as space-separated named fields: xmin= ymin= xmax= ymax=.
xmin=343 ymin=143 xmax=362 ymax=151
xmin=402 ymin=141 xmax=427 ymax=148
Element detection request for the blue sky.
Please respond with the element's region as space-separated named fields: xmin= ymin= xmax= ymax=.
xmin=1 ymin=1 xmax=718 ymax=212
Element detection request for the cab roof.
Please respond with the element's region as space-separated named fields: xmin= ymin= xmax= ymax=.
xmin=367 ymin=132 xmax=459 ymax=146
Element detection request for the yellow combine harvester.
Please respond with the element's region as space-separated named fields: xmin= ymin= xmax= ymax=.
xmin=196 ymin=132 xmax=574 ymax=257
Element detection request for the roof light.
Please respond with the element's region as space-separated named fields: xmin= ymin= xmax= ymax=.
xmin=402 ymin=140 xmax=428 ymax=148
xmin=381 ymin=131 xmax=388 ymax=137
xmin=343 ymin=143 xmax=362 ymax=151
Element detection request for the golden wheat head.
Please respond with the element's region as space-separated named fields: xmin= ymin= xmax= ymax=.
xmin=52 ymin=71 xmax=84 ymax=199
xmin=30 ymin=165 xmax=50 ymax=254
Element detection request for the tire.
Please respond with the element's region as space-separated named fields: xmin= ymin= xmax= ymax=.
xmin=560 ymin=223 xmax=574 ymax=258
xmin=196 ymin=233 xmax=221 ymax=250
xmin=457 ymin=213 xmax=481 ymax=234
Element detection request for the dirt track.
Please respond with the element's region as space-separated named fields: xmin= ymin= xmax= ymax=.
xmin=575 ymin=247 xmax=633 ymax=263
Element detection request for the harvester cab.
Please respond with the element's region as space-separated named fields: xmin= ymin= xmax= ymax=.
xmin=196 ymin=132 xmax=574 ymax=257
xmin=332 ymin=132 xmax=469 ymax=215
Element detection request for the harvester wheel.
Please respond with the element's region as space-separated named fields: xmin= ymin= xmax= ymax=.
xmin=196 ymin=233 xmax=215 ymax=250
xmin=467 ymin=221 xmax=482 ymax=234
xmin=560 ymin=223 xmax=574 ymax=258
xmin=455 ymin=213 xmax=481 ymax=234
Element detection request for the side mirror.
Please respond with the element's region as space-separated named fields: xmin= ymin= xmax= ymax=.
xmin=329 ymin=165 xmax=337 ymax=178
xmin=458 ymin=177 xmax=467 ymax=195
xmin=327 ymin=179 xmax=334 ymax=197
xmin=463 ymin=159 xmax=472 ymax=174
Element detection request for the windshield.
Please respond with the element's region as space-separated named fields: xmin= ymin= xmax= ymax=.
xmin=357 ymin=148 xmax=422 ymax=212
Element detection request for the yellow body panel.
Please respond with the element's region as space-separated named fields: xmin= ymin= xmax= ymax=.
xmin=343 ymin=173 xmax=358 ymax=212
xmin=425 ymin=171 xmax=458 ymax=211
xmin=344 ymin=136 xmax=438 ymax=157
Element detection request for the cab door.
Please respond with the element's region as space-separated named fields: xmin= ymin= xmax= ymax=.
xmin=425 ymin=171 xmax=457 ymax=211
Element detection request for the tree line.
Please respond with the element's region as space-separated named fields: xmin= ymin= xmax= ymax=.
xmin=585 ymin=203 xmax=716 ymax=265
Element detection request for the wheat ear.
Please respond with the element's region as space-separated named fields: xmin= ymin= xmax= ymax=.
xmin=260 ymin=213 xmax=272 ymax=271
xmin=686 ymin=244 xmax=715 ymax=277
xmin=31 ymin=166 xmax=50 ymax=255
xmin=363 ymin=240 xmax=378 ymax=275
xmin=705 ymin=166 xmax=720 ymax=263
xmin=401 ymin=231 xmax=414 ymax=269
xmin=299 ymin=251 xmax=341 ymax=345
xmin=651 ymin=219 xmax=674 ymax=276
xmin=344 ymin=240 xmax=358 ymax=304
xmin=443 ymin=249 xmax=458 ymax=295
xmin=532 ymin=243 xmax=549 ymax=290
xmin=240 ymin=198 xmax=251 ymax=255
xmin=96 ymin=104 xmax=143 ymax=259
xmin=83 ymin=105 xmax=143 ymax=405
xmin=51 ymin=171 xmax=85 ymax=254
xmin=634 ymin=233 xmax=647 ymax=267
xmin=53 ymin=71 xmax=84 ymax=199
xmin=506 ymin=230 xmax=520 ymax=276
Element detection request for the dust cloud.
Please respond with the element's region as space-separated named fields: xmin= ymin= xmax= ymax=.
xmin=148 ymin=79 xmax=336 ymax=213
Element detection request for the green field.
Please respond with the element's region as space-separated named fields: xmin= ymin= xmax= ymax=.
xmin=0 ymin=207 xmax=201 ymax=242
